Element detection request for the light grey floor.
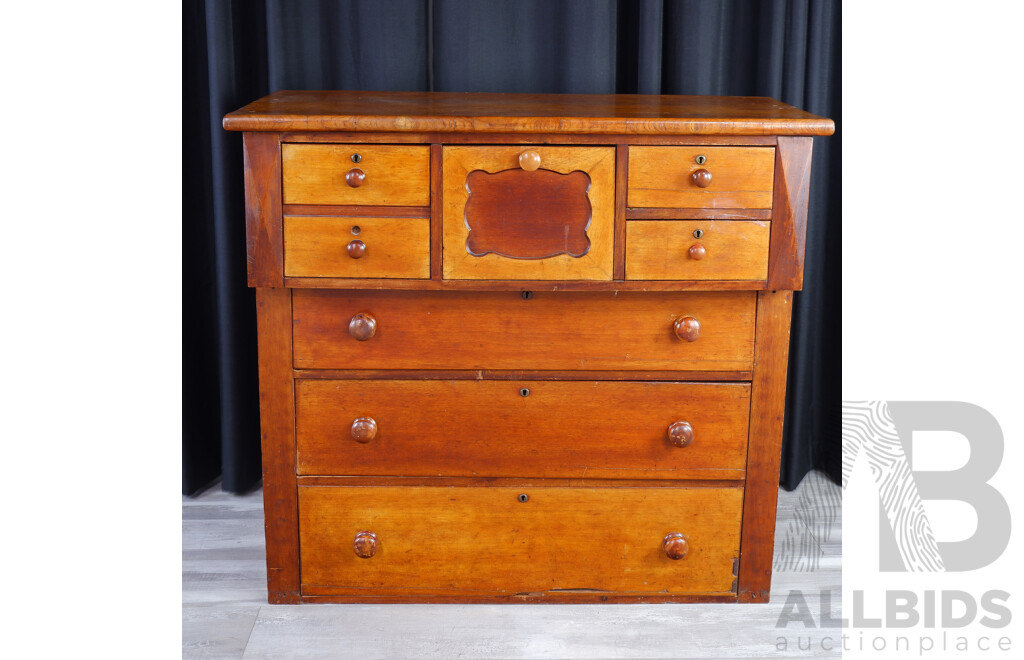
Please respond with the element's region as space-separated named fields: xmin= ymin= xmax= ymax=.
xmin=184 ymin=471 xmax=841 ymax=659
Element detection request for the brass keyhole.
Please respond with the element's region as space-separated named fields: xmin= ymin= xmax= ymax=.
xmin=351 ymin=226 xmax=361 ymax=235
xmin=518 ymin=494 xmax=529 ymax=503
xmin=520 ymin=388 xmax=530 ymax=397
xmin=351 ymin=153 xmax=362 ymax=163
xmin=693 ymin=229 xmax=704 ymax=239
xmin=695 ymin=155 xmax=706 ymax=165
xmin=521 ymin=291 xmax=533 ymax=300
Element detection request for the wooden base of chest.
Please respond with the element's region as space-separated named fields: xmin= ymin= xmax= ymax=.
xmin=255 ymin=286 xmax=792 ymax=604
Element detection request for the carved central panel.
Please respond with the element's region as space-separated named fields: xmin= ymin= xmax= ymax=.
xmin=464 ymin=168 xmax=592 ymax=259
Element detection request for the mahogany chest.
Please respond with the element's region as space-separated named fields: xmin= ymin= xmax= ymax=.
xmin=223 ymin=91 xmax=833 ymax=603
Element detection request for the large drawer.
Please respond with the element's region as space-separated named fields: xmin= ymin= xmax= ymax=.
xmin=292 ymin=290 xmax=756 ymax=371
xmin=628 ymin=146 xmax=775 ymax=209
xmin=296 ymin=379 xmax=751 ymax=479
xmin=298 ymin=485 xmax=742 ymax=597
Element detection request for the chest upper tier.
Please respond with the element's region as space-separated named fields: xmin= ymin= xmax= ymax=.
xmin=224 ymin=91 xmax=833 ymax=290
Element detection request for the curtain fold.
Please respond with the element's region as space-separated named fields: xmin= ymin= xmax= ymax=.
xmin=183 ymin=0 xmax=840 ymax=494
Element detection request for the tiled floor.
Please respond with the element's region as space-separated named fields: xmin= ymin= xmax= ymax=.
xmin=183 ymin=471 xmax=841 ymax=659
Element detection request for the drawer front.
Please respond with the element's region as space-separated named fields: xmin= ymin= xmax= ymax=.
xmin=626 ymin=220 xmax=770 ymax=281
xmin=442 ymin=146 xmax=615 ymax=280
xmin=282 ymin=144 xmax=430 ymax=206
xmin=284 ymin=216 xmax=429 ymax=278
xmin=296 ymin=380 xmax=750 ymax=479
xmin=299 ymin=485 xmax=742 ymax=596
xmin=292 ymin=289 xmax=756 ymax=371
xmin=628 ymin=146 xmax=775 ymax=209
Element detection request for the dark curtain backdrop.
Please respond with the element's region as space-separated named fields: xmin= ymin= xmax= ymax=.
xmin=183 ymin=0 xmax=840 ymax=495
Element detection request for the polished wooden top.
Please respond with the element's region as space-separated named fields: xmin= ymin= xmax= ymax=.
xmin=223 ymin=90 xmax=834 ymax=136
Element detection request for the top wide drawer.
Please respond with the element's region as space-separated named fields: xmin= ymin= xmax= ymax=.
xmin=628 ymin=146 xmax=775 ymax=209
xmin=282 ymin=144 xmax=430 ymax=206
xmin=292 ymin=289 xmax=755 ymax=371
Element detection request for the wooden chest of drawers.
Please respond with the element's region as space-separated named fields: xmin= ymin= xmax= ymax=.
xmin=224 ymin=91 xmax=833 ymax=604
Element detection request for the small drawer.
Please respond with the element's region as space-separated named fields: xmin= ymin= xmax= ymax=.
xmin=628 ymin=146 xmax=775 ymax=209
xmin=284 ymin=216 xmax=429 ymax=279
xmin=296 ymin=380 xmax=751 ymax=479
xmin=442 ymin=146 xmax=615 ymax=280
xmin=626 ymin=220 xmax=770 ymax=281
xmin=282 ymin=144 xmax=430 ymax=206
xmin=298 ymin=485 xmax=742 ymax=597
xmin=292 ymin=289 xmax=756 ymax=371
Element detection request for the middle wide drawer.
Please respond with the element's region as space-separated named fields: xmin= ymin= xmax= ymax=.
xmin=296 ymin=379 xmax=751 ymax=479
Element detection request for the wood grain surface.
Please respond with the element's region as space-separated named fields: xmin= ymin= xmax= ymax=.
xmin=613 ymin=145 xmax=629 ymax=279
xmin=254 ymin=288 xmax=300 ymax=603
xmin=282 ymin=144 xmax=430 ymax=206
xmin=283 ymin=216 xmax=429 ymax=278
xmin=282 ymin=131 xmax=781 ymax=145
xmin=298 ymin=485 xmax=743 ymax=596
xmin=626 ymin=220 xmax=770 ymax=281
xmin=296 ymin=476 xmax=743 ymax=488
xmin=463 ymin=169 xmax=592 ymax=258
xmin=625 ymin=208 xmax=771 ymax=220
xmin=294 ymin=379 xmax=751 ymax=479
xmin=291 ymin=289 xmax=756 ymax=371
xmin=224 ymin=91 xmax=836 ymax=136
xmin=429 ymin=143 xmax=443 ymax=279
xmin=282 ymin=204 xmax=431 ymax=217
xmin=738 ymin=290 xmax=794 ymax=603
xmin=628 ymin=146 xmax=775 ymax=209
xmin=282 ymin=277 xmax=769 ymax=292
xmin=767 ymin=136 xmax=814 ymax=290
xmin=443 ymin=146 xmax=615 ymax=280
xmin=291 ymin=369 xmax=753 ymax=381
xmin=243 ymin=133 xmax=284 ymax=287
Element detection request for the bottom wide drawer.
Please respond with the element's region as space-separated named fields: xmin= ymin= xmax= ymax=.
xmin=299 ymin=485 xmax=742 ymax=598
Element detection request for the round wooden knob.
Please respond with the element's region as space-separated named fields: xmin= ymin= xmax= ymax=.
xmin=519 ymin=151 xmax=542 ymax=171
xmin=673 ymin=316 xmax=701 ymax=342
xmin=667 ymin=421 xmax=694 ymax=448
xmin=347 ymin=239 xmax=366 ymax=259
xmin=351 ymin=417 xmax=377 ymax=443
xmin=688 ymin=244 xmax=706 ymax=260
xmin=353 ymin=530 xmax=378 ymax=558
xmin=348 ymin=312 xmax=377 ymax=341
xmin=346 ymin=168 xmax=366 ymax=188
xmin=663 ymin=533 xmax=689 ymax=560
xmin=691 ymin=168 xmax=712 ymax=188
